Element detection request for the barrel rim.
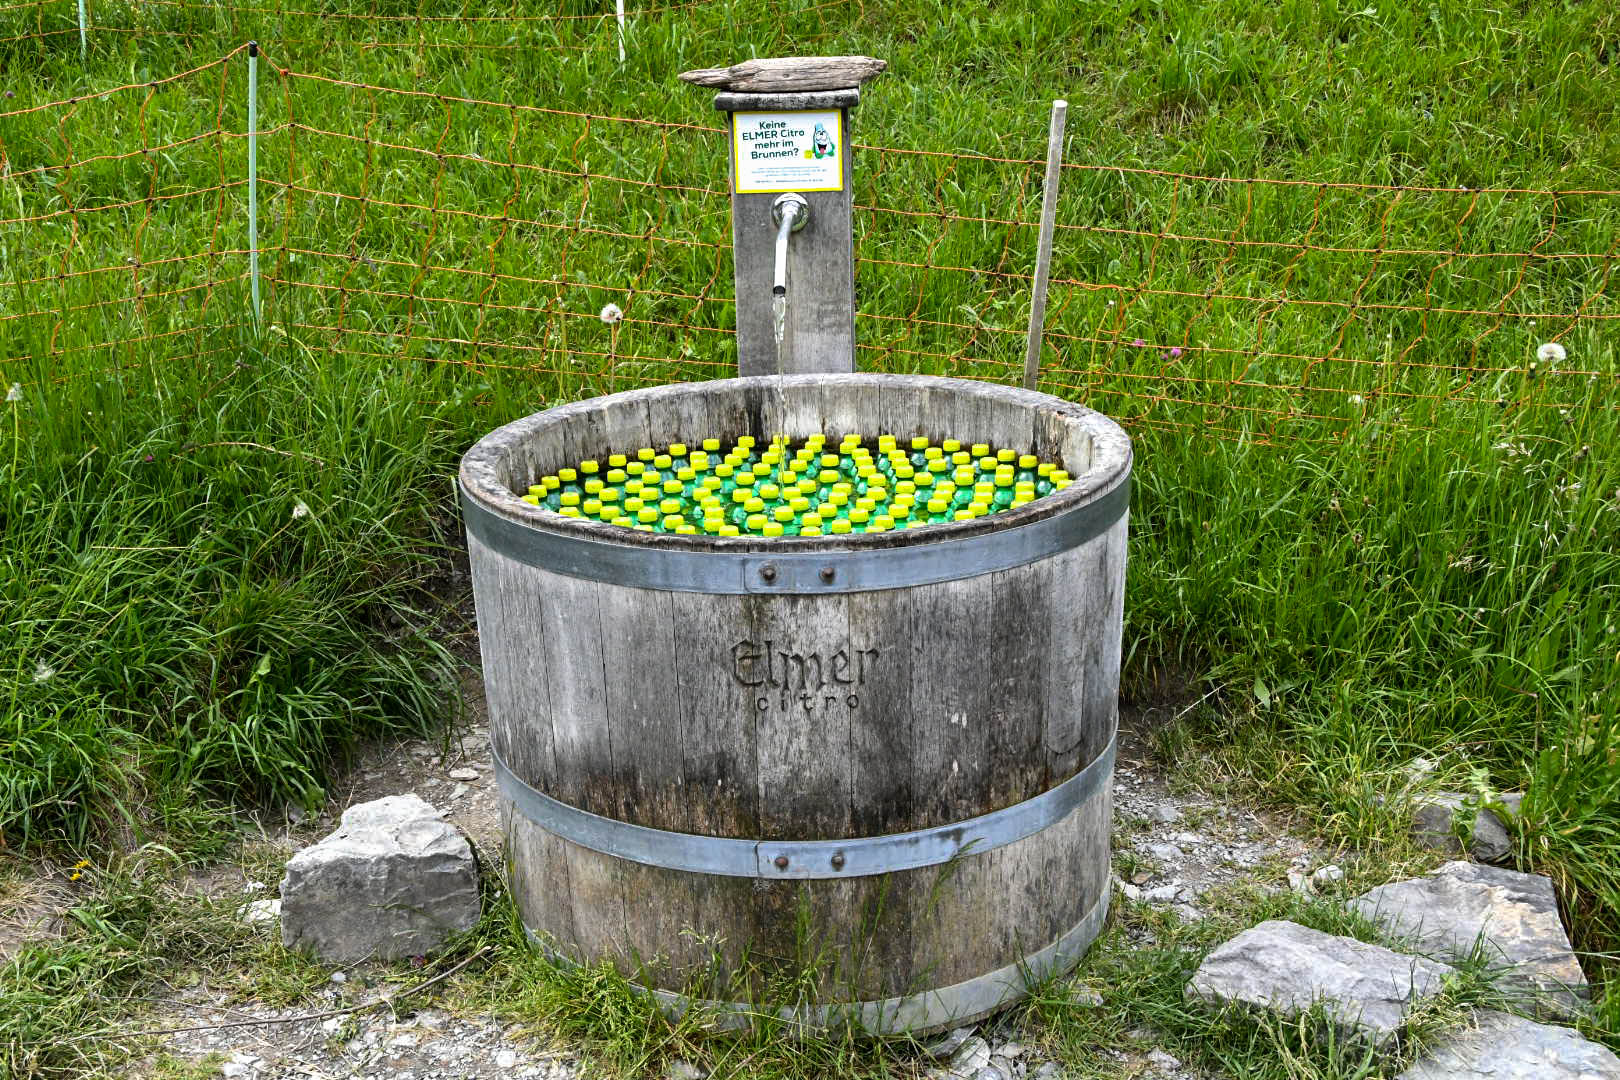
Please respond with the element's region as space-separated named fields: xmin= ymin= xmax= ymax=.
xmin=458 ymin=373 xmax=1131 ymax=555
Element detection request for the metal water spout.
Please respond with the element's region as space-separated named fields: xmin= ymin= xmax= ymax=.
xmin=770 ymin=192 xmax=809 ymax=315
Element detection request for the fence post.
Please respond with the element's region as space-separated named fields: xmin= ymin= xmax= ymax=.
xmin=616 ymin=0 xmax=625 ymax=62
xmin=77 ymin=0 xmax=86 ymax=60
xmin=1022 ymin=98 xmax=1066 ymax=391
xmin=247 ymin=40 xmax=261 ymax=328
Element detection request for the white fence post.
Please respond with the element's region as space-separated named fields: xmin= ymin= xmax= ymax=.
xmin=1023 ymin=99 xmax=1067 ymax=391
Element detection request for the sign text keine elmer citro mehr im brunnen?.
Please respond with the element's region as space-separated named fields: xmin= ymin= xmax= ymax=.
xmin=730 ymin=109 xmax=843 ymax=194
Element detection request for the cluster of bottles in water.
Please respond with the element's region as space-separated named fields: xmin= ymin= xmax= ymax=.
xmin=520 ymin=433 xmax=1075 ymax=538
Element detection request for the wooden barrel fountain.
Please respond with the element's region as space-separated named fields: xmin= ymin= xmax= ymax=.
xmin=459 ymin=373 xmax=1130 ymax=1033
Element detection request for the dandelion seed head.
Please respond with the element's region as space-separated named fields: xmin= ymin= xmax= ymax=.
xmin=33 ymin=660 xmax=55 ymax=683
xmin=292 ymin=501 xmax=310 ymax=520
xmin=599 ymin=303 xmax=624 ymax=325
xmin=1536 ymin=342 xmax=1566 ymax=365
xmin=5 ymin=383 xmax=20 ymax=402
xmin=1348 ymin=394 xmax=1364 ymax=405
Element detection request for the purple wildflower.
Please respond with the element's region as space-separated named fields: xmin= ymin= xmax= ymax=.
xmin=1131 ymin=338 xmax=1145 ymax=347
xmin=1169 ymin=347 xmax=1182 ymax=358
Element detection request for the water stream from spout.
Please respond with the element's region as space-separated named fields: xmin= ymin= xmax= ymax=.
xmin=771 ymin=291 xmax=788 ymax=450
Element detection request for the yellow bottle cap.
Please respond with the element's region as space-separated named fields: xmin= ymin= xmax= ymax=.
xmin=560 ymin=506 xmax=582 ymax=518
xmin=763 ymin=522 xmax=784 ymax=537
xmin=662 ymin=480 xmax=682 ymax=495
xmin=1055 ymin=478 xmax=1072 ymax=490
xmin=612 ymin=516 xmax=633 ymax=527
xmin=520 ymin=494 xmax=541 ymax=506
xmin=606 ymin=469 xmax=627 ymax=484
xmin=624 ymin=497 xmax=644 ymax=512
xmin=559 ymin=468 xmax=577 ymax=482
xmin=911 ymin=436 xmax=929 ymax=450
xmin=924 ymin=446 xmax=943 ymax=460
xmin=608 ymin=454 xmax=627 ymax=468
xmin=719 ymin=524 xmax=741 ymax=536
xmin=915 ymin=472 xmax=934 ymax=487
xmin=637 ymin=507 xmax=659 ymax=523
xmin=800 ymin=526 xmax=822 ymax=537
xmin=690 ymin=453 xmax=709 ymax=470
xmin=790 ymin=497 xmax=811 ymax=513
xmin=802 ymin=512 xmax=824 ymax=527
xmin=896 ymin=480 xmax=916 ymax=495
xmin=1051 ymin=470 xmax=1070 ymax=483
xmin=1038 ymin=462 xmax=1055 ymax=477
xmin=1011 ymin=497 xmax=1031 ymax=509
xmin=736 ymin=470 xmax=756 ymax=485
xmin=746 ymin=514 xmax=767 ymax=531
xmin=660 ymin=499 xmax=682 ymax=515
xmin=626 ymin=461 xmax=646 ymax=475
xmin=850 ymin=508 xmax=870 ymax=524
xmin=929 ymin=459 xmax=949 ymax=473
xmin=745 ymin=497 xmax=765 ymax=513
xmin=819 ymin=454 xmax=840 ymax=468
xmin=737 ymin=435 xmax=755 ymax=449
xmin=702 ymin=438 xmax=720 ymax=452
xmin=952 ymin=451 xmax=972 ymax=466
xmin=772 ymin=506 xmax=795 ymax=523
xmin=677 ymin=467 xmax=696 ymax=481
xmin=633 ymin=524 xmax=654 ymax=532
xmin=663 ymin=515 xmax=684 ymax=529
xmin=759 ymin=483 xmax=780 ymax=500
xmin=873 ymin=515 xmax=895 ymax=530
xmin=997 ymin=449 xmax=1016 ymax=463
xmin=819 ymin=469 xmax=840 ymax=484
xmin=669 ymin=443 xmax=687 ymax=457
xmin=584 ymin=478 xmax=603 ymax=494
xmin=731 ymin=489 xmax=750 ymax=504
xmin=676 ymin=524 xmax=698 ymax=535
xmin=927 ymin=498 xmax=948 ymax=514
xmin=601 ymin=488 xmax=621 ymax=502
xmin=584 ymin=499 xmax=602 ymax=515
xmin=906 ymin=518 xmax=928 ymax=528
xmin=954 ymin=509 xmax=976 ymax=521
xmin=637 ymin=448 xmax=656 ymax=462
xmin=779 ymin=471 xmax=799 ymax=486
xmin=877 ymin=435 xmax=896 ymax=451
xmin=581 ymin=460 xmax=599 ymax=474
xmin=653 ymin=454 xmax=672 ymax=469
xmin=1018 ymin=454 xmax=1038 ymax=469
xmin=971 ymin=443 xmax=990 ymax=457
xmin=561 ymin=492 xmax=580 ymax=506
xmin=828 ymin=490 xmax=849 ymax=506
xmin=830 ymin=519 xmax=853 ymax=534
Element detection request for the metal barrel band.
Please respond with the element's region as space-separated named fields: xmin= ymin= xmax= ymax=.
xmin=460 ymin=473 xmax=1128 ymax=595
xmin=522 ymin=887 xmax=1109 ymax=1035
xmin=493 ymin=733 xmax=1114 ymax=880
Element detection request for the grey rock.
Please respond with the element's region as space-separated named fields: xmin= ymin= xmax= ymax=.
xmin=1029 ymin=1065 xmax=1062 ymax=1080
xmin=1313 ymin=864 xmax=1345 ymax=886
xmin=1172 ymin=832 xmax=1204 ymax=847
xmin=924 ymin=1026 xmax=977 ymax=1061
xmin=950 ymin=1037 xmax=992 ymax=1074
xmin=1145 ymin=884 xmax=1183 ymax=903
xmin=448 ymin=767 xmax=480 ymax=782
xmin=1185 ymin=919 xmax=1455 ymax=1046
xmin=1145 ymin=1048 xmax=1183 ymax=1072
xmin=1348 ymin=861 xmax=1587 ymax=1018
xmin=280 ymin=794 xmax=480 ymax=963
xmin=496 ymin=1048 xmax=519 ymax=1068
xmin=665 ymin=1061 xmax=705 ymax=1080
xmin=1147 ymin=843 xmax=1184 ymax=861
xmin=1148 ymin=803 xmax=1181 ymax=824
xmin=1410 ymin=792 xmax=1515 ymax=862
xmin=1287 ymin=870 xmax=1315 ymax=895
xmin=995 ymin=1042 xmax=1025 ymax=1059
xmin=241 ymin=898 xmax=281 ymax=924
xmin=1395 ymin=1010 xmax=1620 ymax=1079
xmin=970 ymin=1067 xmax=1011 ymax=1080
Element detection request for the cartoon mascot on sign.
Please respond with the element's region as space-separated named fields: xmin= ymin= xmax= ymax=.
xmin=812 ymin=122 xmax=835 ymax=159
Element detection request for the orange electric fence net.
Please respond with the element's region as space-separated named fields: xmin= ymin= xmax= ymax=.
xmin=1 ymin=42 xmax=1616 ymax=446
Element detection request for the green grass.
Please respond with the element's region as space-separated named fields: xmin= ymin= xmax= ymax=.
xmin=0 ymin=0 xmax=1617 ymax=1065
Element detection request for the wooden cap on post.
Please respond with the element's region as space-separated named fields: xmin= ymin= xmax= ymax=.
xmin=677 ymin=55 xmax=887 ymax=94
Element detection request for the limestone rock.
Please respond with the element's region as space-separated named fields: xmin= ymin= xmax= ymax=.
xmin=1395 ymin=1010 xmax=1620 ymax=1079
xmin=1410 ymin=792 xmax=1517 ymax=862
xmin=280 ymin=794 xmax=480 ymax=963
xmin=1185 ymin=919 xmax=1455 ymax=1046
xmin=1348 ymin=861 xmax=1587 ymax=1018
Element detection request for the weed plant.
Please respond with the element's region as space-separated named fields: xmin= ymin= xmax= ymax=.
xmin=0 ymin=0 xmax=1617 ymax=1056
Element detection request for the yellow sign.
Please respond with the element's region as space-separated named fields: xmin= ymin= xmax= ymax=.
xmin=731 ymin=109 xmax=843 ymax=194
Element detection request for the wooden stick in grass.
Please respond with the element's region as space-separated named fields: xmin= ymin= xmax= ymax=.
xmin=1023 ymin=99 xmax=1068 ymax=392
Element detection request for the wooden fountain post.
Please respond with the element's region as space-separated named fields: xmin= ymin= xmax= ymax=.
xmin=679 ymin=56 xmax=886 ymax=376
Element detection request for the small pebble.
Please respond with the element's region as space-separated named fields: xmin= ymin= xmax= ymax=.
xmin=1312 ymin=863 xmax=1345 ymax=885
xmin=330 ymin=970 xmax=347 ymax=983
xmin=449 ymin=767 xmax=480 ymax=782
xmin=1148 ymin=803 xmax=1181 ymax=824
xmin=924 ymin=1026 xmax=977 ymax=1061
xmin=451 ymin=783 xmax=471 ymax=799
xmin=495 ymin=1048 xmax=519 ymax=1068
